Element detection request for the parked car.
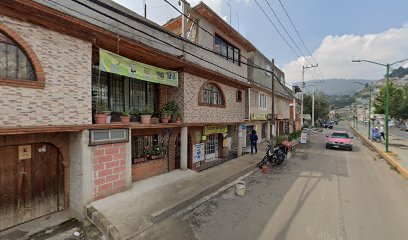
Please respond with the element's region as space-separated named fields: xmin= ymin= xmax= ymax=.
xmin=401 ymin=122 xmax=408 ymax=131
xmin=326 ymin=131 xmax=353 ymax=151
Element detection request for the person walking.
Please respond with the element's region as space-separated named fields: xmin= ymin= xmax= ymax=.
xmin=249 ymin=130 xmax=258 ymax=155
xmin=379 ymin=125 xmax=385 ymax=140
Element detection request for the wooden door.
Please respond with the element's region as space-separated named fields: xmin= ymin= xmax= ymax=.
xmin=0 ymin=143 xmax=64 ymax=231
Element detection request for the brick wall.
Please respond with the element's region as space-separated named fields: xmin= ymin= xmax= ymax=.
xmin=92 ymin=143 xmax=127 ymax=200
xmin=169 ymin=72 xmax=245 ymax=123
xmin=0 ymin=16 xmax=92 ymax=126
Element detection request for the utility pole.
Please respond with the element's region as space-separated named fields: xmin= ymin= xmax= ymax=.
xmin=312 ymin=85 xmax=315 ymax=127
xmin=271 ymin=59 xmax=275 ymax=146
xmin=302 ymin=64 xmax=318 ymax=127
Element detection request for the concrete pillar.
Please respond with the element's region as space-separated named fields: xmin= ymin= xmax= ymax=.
xmin=180 ymin=127 xmax=188 ymax=169
xmin=266 ymin=122 xmax=271 ymax=141
xmin=237 ymin=124 xmax=243 ymax=157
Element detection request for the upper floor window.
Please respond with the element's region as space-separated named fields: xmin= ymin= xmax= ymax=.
xmin=0 ymin=32 xmax=36 ymax=81
xmin=259 ymin=93 xmax=267 ymax=109
xmin=236 ymin=90 xmax=242 ymax=102
xmin=200 ymin=83 xmax=225 ymax=107
xmin=214 ymin=35 xmax=240 ymax=66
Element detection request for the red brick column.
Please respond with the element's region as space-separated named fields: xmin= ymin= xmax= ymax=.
xmin=92 ymin=143 xmax=127 ymax=200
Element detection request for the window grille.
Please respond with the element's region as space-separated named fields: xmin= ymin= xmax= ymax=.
xmin=0 ymin=32 xmax=36 ymax=81
xmin=131 ymin=131 xmax=170 ymax=164
xmin=201 ymin=83 xmax=224 ymax=106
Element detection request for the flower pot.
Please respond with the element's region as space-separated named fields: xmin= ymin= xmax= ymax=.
xmin=94 ymin=113 xmax=107 ymax=124
xmin=161 ymin=118 xmax=170 ymax=123
xmin=175 ymin=117 xmax=182 ymax=123
xmin=120 ymin=116 xmax=130 ymax=123
xmin=141 ymin=115 xmax=151 ymax=124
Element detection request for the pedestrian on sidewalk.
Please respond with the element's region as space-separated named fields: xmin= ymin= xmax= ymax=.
xmin=250 ymin=130 xmax=258 ymax=154
xmin=379 ymin=125 xmax=385 ymax=140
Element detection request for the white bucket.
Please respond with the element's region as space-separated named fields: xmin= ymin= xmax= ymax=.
xmin=235 ymin=181 xmax=246 ymax=196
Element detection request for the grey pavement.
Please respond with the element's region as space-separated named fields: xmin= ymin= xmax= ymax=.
xmin=90 ymin=145 xmax=268 ymax=240
xmin=137 ymin=123 xmax=408 ymax=240
xmin=355 ymin=123 xmax=408 ymax=169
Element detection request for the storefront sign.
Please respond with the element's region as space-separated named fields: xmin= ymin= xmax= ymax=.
xmin=18 ymin=145 xmax=31 ymax=160
xmin=193 ymin=143 xmax=205 ymax=163
xmin=99 ymin=49 xmax=178 ymax=87
xmin=204 ymin=126 xmax=228 ymax=135
xmin=252 ymin=113 xmax=267 ymax=120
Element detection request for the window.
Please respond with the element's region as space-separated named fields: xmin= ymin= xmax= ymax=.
xmin=89 ymin=129 xmax=129 ymax=145
xmin=131 ymin=132 xmax=170 ymax=164
xmin=214 ymin=35 xmax=241 ymax=66
xmin=92 ymin=67 xmax=158 ymax=115
xmin=200 ymin=83 xmax=225 ymax=107
xmin=0 ymin=31 xmax=36 ymax=81
xmin=259 ymin=93 xmax=267 ymax=109
xmin=236 ymin=90 xmax=242 ymax=102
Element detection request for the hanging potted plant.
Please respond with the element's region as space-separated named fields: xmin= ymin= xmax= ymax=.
xmin=141 ymin=105 xmax=153 ymax=124
xmin=94 ymin=99 xmax=108 ymax=124
xmin=120 ymin=108 xmax=133 ymax=124
xmin=174 ymin=110 xmax=182 ymax=123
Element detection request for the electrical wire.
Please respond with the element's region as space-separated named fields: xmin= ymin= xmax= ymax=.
xmin=46 ymin=0 xmax=280 ymax=91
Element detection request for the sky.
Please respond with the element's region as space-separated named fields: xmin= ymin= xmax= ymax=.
xmin=112 ymin=0 xmax=408 ymax=83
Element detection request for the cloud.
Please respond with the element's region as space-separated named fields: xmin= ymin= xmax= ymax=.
xmin=283 ymin=26 xmax=408 ymax=83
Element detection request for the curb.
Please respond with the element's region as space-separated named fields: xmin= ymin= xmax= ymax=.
xmin=150 ymin=161 xmax=258 ymax=223
xmin=86 ymin=206 xmax=122 ymax=240
xmin=349 ymin=125 xmax=408 ymax=181
xmin=151 ymin=140 xmax=300 ymax=222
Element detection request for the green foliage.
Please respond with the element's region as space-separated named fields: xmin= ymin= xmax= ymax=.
xmin=275 ymin=136 xmax=287 ymax=146
xmin=327 ymin=94 xmax=356 ymax=109
xmin=288 ymin=130 xmax=302 ymax=141
xmin=94 ymin=99 xmax=108 ymax=113
xmin=303 ymin=92 xmax=330 ymax=121
xmin=142 ymin=105 xmax=153 ymax=115
xmin=121 ymin=107 xmax=134 ymax=117
xmin=374 ymin=83 xmax=408 ymax=118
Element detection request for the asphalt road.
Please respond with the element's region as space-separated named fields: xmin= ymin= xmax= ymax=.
xmin=137 ymin=123 xmax=408 ymax=240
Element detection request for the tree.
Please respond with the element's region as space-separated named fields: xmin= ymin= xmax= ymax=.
xmin=303 ymin=92 xmax=330 ymax=121
xmin=374 ymin=83 xmax=408 ymax=119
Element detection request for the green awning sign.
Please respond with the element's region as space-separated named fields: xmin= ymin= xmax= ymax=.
xmin=99 ymin=49 xmax=178 ymax=87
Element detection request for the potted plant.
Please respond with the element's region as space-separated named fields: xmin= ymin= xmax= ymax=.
xmin=161 ymin=109 xmax=172 ymax=123
xmin=141 ymin=105 xmax=153 ymax=124
xmin=174 ymin=110 xmax=182 ymax=123
xmin=94 ymin=99 xmax=108 ymax=124
xmin=120 ymin=108 xmax=133 ymax=124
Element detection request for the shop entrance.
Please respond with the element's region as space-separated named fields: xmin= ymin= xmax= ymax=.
xmin=205 ymin=134 xmax=219 ymax=160
xmin=0 ymin=143 xmax=65 ymax=230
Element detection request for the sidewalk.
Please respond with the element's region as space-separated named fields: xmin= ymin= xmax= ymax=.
xmin=87 ymin=144 xmax=269 ymax=240
xmin=351 ymin=123 xmax=408 ymax=178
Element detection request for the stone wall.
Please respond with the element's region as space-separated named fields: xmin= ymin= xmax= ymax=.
xmin=0 ymin=16 xmax=92 ymax=126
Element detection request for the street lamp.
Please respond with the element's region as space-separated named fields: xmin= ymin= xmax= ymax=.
xmin=354 ymin=81 xmax=373 ymax=139
xmin=352 ymin=58 xmax=408 ymax=152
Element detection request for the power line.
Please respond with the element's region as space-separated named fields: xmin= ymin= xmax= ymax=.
xmin=46 ymin=0 xmax=278 ymax=91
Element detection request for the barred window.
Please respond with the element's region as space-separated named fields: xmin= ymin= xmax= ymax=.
xmin=131 ymin=132 xmax=170 ymax=164
xmin=0 ymin=32 xmax=36 ymax=81
xmin=200 ymin=83 xmax=225 ymax=106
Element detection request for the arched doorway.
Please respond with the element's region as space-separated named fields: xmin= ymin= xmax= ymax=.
xmin=0 ymin=143 xmax=64 ymax=230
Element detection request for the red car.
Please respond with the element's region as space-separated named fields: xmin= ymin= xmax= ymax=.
xmin=326 ymin=131 xmax=353 ymax=151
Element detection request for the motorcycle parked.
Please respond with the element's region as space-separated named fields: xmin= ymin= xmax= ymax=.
xmin=257 ymin=140 xmax=291 ymax=169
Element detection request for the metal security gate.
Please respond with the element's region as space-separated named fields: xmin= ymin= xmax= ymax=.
xmin=0 ymin=143 xmax=64 ymax=230
xmin=205 ymin=134 xmax=219 ymax=160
